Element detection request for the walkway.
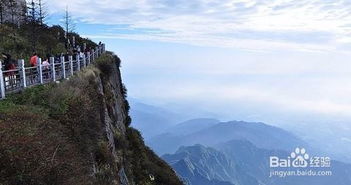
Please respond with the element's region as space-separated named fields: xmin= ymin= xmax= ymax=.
xmin=0 ymin=44 xmax=106 ymax=99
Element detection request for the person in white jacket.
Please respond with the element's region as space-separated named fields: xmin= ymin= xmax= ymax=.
xmin=42 ymin=59 xmax=50 ymax=79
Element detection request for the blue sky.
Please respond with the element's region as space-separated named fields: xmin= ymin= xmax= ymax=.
xmin=46 ymin=0 xmax=351 ymax=125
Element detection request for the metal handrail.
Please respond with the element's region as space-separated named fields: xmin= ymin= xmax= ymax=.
xmin=25 ymin=66 xmax=38 ymax=70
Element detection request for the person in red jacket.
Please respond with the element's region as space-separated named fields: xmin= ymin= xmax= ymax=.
xmin=30 ymin=52 xmax=38 ymax=67
xmin=29 ymin=52 xmax=39 ymax=84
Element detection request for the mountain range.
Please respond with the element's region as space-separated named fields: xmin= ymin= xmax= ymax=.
xmin=130 ymin=101 xmax=351 ymax=185
xmin=148 ymin=120 xmax=307 ymax=155
xmin=163 ymin=142 xmax=351 ymax=185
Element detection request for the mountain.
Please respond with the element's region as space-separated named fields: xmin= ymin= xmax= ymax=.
xmin=215 ymin=140 xmax=286 ymax=185
xmin=283 ymin=121 xmax=351 ymax=164
xmin=185 ymin=121 xmax=306 ymax=150
xmin=146 ymin=118 xmax=220 ymax=154
xmin=164 ymin=140 xmax=351 ymax=185
xmin=216 ymin=139 xmax=351 ymax=185
xmin=129 ymin=100 xmax=185 ymax=139
xmin=162 ymin=144 xmax=258 ymax=185
xmin=148 ymin=120 xmax=306 ymax=155
xmin=165 ymin=118 xmax=220 ymax=136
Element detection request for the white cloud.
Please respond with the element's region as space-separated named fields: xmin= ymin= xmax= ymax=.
xmin=125 ymin=76 xmax=351 ymax=119
xmin=47 ymin=0 xmax=351 ymax=52
xmin=341 ymin=137 xmax=351 ymax=143
xmin=45 ymin=0 xmax=351 ymax=121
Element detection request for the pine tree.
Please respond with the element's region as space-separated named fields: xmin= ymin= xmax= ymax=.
xmin=62 ymin=6 xmax=75 ymax=49
xmin=8 ymin=0 xmax=17 ymax=24
xmin=28 ymin=0 xmax=36 ymax=22
xmin=37 ymin=0 xmax=47 ymax=25
xmin=27 ymin=0 xmax=39 ymax=51
xmin=0 ymin=0 xmax=5 ymax=24
xmin=19 ymin=0 xmax=27 ymax=24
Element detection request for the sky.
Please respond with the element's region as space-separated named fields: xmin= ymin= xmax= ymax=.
xmin=45 ymin=0 xmax=351 ymax=125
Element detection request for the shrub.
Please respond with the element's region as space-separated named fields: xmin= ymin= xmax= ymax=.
xmin=95 ymin=54 xmax=115 ymax=76
xmin=125 ymin=128 xmax=183 ymax=185
xmin=113 ymin=131 xmax=128 ymax=151
xmin=125 ymin=115 xmax=132 ymax=127
xmin=121 ymin=83 xmax=128 ymax=98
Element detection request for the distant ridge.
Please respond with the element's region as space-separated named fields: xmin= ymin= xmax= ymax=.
xmin=148 ymin=120 xmax=307 ymax=155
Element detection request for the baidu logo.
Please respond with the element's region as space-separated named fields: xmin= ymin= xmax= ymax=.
xmin=291 ymin=147 xmax=309 ymax=168
xmin=270 ymin=147 xmax=331 ymax=168
xmin=269 ymin=147 xmax=333 ymax=178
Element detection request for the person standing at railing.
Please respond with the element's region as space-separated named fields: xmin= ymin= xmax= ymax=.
xmin=2 ymin=53 xmax=15 ymax=71
xmin=2 ymin=53 xmax=14 ymax=71
xmin=79 ymin=51 xmax=84 ymax=59
xmin=30 ymin=52 xmax=38 ymax=67
xmin=65 ymin=51 xmax=71 ymax=62
xmin=1 ymin=53 xmax=16 ymax=88
xmin=42 ymin=59 xmax=50 ymax=69
xmin=42 ymin=57 xmax=50 ymax=79
xmin=29 ymin=53 xmax=39 ymax=85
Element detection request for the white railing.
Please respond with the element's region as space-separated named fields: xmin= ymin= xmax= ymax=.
xmin=0 ymin=44 xmax=106 ymax=99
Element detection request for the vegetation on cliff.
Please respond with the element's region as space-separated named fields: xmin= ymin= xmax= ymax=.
xmin=0 ymin=23 xmax=96 ymax=60
xmin=0 ymin=53 xmax=183 ymax=185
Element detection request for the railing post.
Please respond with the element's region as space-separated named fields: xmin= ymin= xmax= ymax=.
xmin=82 ymin=53 xmax=86 ymax=68
xmin=77 ymin=54 xmax=81 ymax=71
xmin=69 ymin=56 xmax=73 ymax=76
xmin=91 ymin=49 xmax=95 ymax=62
xmin=20 ymin=59 xmax=26 ymax=88
xmin=87 ymin=52 xmax=91 ymax=65
xmin=50 ymin=57 xmax=55 ymax=82
xmin=38 ymin=58 xmax=43 ymax=84
xmin=96 ymin=47 xmax=99 ymax=57
xmin=0 ymin=62 xmax=5 ymax=99
xmin=61 ymin=56 xmax=66 ymax=79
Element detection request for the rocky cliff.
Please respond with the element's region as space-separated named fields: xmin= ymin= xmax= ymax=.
xmin=0 ymin=52 xmax=183 ymax=185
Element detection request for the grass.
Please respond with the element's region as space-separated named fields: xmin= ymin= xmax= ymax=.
xmin=0 ymin=65 xmax=105 ymax=184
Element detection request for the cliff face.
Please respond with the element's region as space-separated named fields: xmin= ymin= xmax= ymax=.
xmin=0 ymin=53 xmax=183 ymax=185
